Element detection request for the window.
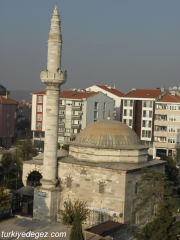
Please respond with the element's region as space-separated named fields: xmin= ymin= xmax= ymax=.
xmin=177 ymin=127 xmax=180 ymax=133
xmin=59 ymin=128 xmax=64 ymax=132
xmin=7 ymin=122 xmax=9 ymax=126
xmin=129 ymin=119 xmax=132 ymax=127
xmin=37 ymin=96 xmax=43 ymax=103
xmin=142 ymin=120 xmax=146 ymax=127
xmin=124 ymin=109 xmax=127 ymax=116
xmin=103 ymin=102 xmax=106 ymax=110
xmin=142 ymin=130 xmax=151 ymax=138
xmin=99 ymin=182 xmax=105 ymax=194
xmin=59 ymin=110 xmax=65 ymax=114
xmin=65 ymin=128 xmax=71 ymax=133
xmin=6 ymin=130 xmax=9 ymax=135
xmin=169 ymin=115 xmax=177 ymax=122
xmin=130 ymin=110 xmax=132 ymax=116
xmin=170 ymin=105 xmax=177 ymax=110
xmin=149 ymin=111 xmax=152 ymax=118
xmin=66 ymin=119 xmax=71 ymax=124
xmin=103 ymin=111 xmax=105 ymax=119
xmin=66 ymin=177 xmax=72 ymax=188
xmin=168 ymin=126 xmax=176 ymax=132
xmin=7 ymin=105 xmax=9 ymax=110
xmin=143 ymin=111 xmax=146 ymax=117
xmin=135 ymin=182 xmax=138 ymax=194
xmin=156 ymin=115 xmax=167 ymax=121
xmin=123 ymin=119 xmax=126 ymax=124
xmin=37 ymin=114 xmax=42 ymax=121
xmin=143 ymin=101 xmax=147 ymax=107
xmin=94 ymin=102 xmax=98 ymax=110
xmin=154 ymin=137 xmax=166 ymax=142
xmin=37 ymin=105 xmax=42 ymax=112
xmin=124 ymin=100 xmax=127 ymax=106
xmin=150 ymin=101 xmax=153 ymax=108
xmin=168 ymin=137 xmax=176 ymax=144
xmin=94 ymin=111 xmax=98 ymax=119
xmin=148 ymin=121 xmax=151 ymax=128
xmin=7 ymin=113 xmax=9 ymax=118
xmin=36 ymin=122 xmax=42 ymax=130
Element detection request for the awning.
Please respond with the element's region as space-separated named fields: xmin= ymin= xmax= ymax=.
xmin=85 ymin=220 xmax=126 ymax=237
xmin=13 ymin=187 xmax=34 ymax=197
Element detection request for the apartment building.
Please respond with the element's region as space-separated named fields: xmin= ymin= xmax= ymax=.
xmin=31 ymin=89 xmax=115 ymax=145
xmin=0 ymin=85 xmax=17 ymax=147
xmin=84 ymin=85 xmax=124 ymax=121
xmin=120 ymin=87 xmax=166 ymax=153
xmin=153 ymin=93 xmax=180 ymax=158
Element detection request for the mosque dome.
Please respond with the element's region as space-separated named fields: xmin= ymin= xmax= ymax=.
xmin=71 ymin=120 xmax=146 ymax=150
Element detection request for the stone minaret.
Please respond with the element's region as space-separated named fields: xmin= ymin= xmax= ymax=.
xmin=40 ymin=4 xmax=67 ymax=188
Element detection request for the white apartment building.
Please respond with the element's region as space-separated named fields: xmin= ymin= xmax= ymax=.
xmin=84 ymin=85 xmax=124 ymax=121
xmin=153 ymin=93 xmax=180 ymax=158
xmin=31 ymin=89 xmax=115 ymax=145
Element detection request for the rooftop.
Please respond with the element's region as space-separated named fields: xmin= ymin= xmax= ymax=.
xmin=71 ymin=119 xmax=147 ymax=150
xmin=0 ymin=96 xmax=17 ymax=104
xmin=157 ymin=93 xmax=180 ymax=103
xmin=87 ymin=85 xmax=124 ymax=97
xmin=123 ymin=89 xmax=161 ymax=99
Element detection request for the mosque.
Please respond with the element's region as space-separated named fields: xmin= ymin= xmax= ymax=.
xmin=21 ymin=5 xmax=166 ymax=225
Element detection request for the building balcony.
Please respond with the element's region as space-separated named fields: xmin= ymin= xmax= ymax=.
xmin=72 ymin=106 xmax=82 ymax=111
xmin=71 ymin=133 xmax=77 ymax=137
xmin=154 ymin=120 xmax=168 ymax=126
xmin=155 ymin=109 xmax=168 ymax=115
xmin=59 ymin=123 xmax=65 ymax=128
xmin=72 ymin=115 xmax=81 ymax=120
xmin=71 ymin=124 xmax=81 ymax=129
xmin=59 ymin=105 xmax=65 ymax=110
xmin=154 ymin=131 xmax=167 ymax=137
xmin=59 ymin=114 xmax=65 ymax=119
xmin=58 ymin=132 xmax=64 ymax=136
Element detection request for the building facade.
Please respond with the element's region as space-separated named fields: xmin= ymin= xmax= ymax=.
xmin=120 ymin=87 xmax=166 ymax=154
xmin=0 ymin=85 xmax=17 ymax=147
xmin=84 ymin=85 xmax=124 ymax=121
xmin=153 ymin=93 xmax=180 ymax=158
xmin=31 ymin=90 xmax=115 ymax=145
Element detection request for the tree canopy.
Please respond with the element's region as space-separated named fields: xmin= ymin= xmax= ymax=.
xmin=59 ymin=200 xmax=89 ymax=225
xmin=0 ymin=186 xmax=10 ymax=209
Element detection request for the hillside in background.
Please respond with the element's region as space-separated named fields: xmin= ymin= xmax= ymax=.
xmin=9 ymin=90 xmax=35 ymax=101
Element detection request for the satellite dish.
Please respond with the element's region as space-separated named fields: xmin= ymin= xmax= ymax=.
xmin=169 ymin=87 xmax=172 ymax=90
xmin=173 ymin=86 xmax=177 ymax=90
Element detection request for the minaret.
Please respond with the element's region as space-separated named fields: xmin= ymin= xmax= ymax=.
xmin=40 ymin=4 xmax=67 ymax=188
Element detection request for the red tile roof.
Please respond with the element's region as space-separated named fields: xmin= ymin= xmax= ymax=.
xmin=0 ymin=96 xmax=17 ymax=104
xmin=32 ymin=90 xmax=46 ymax=95
xmin=124 ymin=89 xmax=161 ymax=98
xmin=32 ymin=90 xmax=99 ymax=99
xmin=60 ymin=91 xmax=98 ymax=99
xmin=94 ymin=85 xmax=124 ymax=97
xmin=157 ymin=94 xmax=180 ymax=103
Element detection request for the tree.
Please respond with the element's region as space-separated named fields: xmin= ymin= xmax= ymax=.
xmin=62 ymin=144 xmax=69 ymax=151
xmin=59 ymin=200 xmax=90 ymax=225
xmin=70 ymin=212 xmax=84 ymax=240
xmin=132 ymin=168 xmax=179 ymax=222
xmin=130 ymin=204 xmax=180 ymax=240
xmin=0 ymin=185 xmax=10 ymax=208
xmin=1 ymin=153 xmax=13 ymax=178
xmin=16 ymin=137 xmax=37 ymax=161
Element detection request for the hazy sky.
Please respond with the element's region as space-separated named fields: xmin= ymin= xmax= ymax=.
xmin=0 ymin=0 xmax=180 ymax=94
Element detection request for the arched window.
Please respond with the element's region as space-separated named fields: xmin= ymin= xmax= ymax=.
xmin=27 ymin=171 xmax=42 ymax=187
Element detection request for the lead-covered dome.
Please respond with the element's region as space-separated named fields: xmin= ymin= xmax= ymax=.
xmin=71 ymin=120 xmax=146 ymax=150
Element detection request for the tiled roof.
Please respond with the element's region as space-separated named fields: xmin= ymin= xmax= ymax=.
xmin=0 ymin=96 xmax=17 ymax=104
xmin=95 ymin=85 xmax=124 ymax=97
xmin=32 ymin=90 xmax=46 ymax=95
xmin=157 ymin=94 xmax=180 ymax=103
xmin=60 ymin=91 xmax=98 ymax=99
xmin=124 ymin=89 xmax=161 ymax=99
xmin=32 ymin=90 xmax=99 ymax=99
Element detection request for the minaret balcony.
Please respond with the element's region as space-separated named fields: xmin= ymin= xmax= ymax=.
xmin=40 ymin=70 xmax=67 ymax=83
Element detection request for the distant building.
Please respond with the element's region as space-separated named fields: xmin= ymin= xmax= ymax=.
xmin=84 ymin=85 xmax=124 ymax=121
xmin=31 ymin=89 xmax=115 ymax=145
xmin=120 ymin=87 xmax=166 ymax=153
xmin=153 ymin=93 xmax=180 ymax=158
xmin=0 ymin=85 xmax=17 ymax=147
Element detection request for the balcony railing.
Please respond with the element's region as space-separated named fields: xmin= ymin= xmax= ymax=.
xmin=59 ymin=105 xmax=65 ymax=110
xmin=71 ymin=124 xmax=81 ymax=129
xmin=59 ymin=114 xmax=65 ymax=119
xmin=72 ymin=106 xmax=82 ymax=111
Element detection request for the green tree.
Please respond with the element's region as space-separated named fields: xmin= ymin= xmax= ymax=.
xmin=62 ymin=144 xmax=69 ymax=151
xmin=130 ymin=204 xmax=180 ymax=240
xmin=1 ymin=153 xmax=13 ymax=168
xmin=70 ymin=212 xmax=84 ymax=240
xmin=133 ymin=168 xmax=179 ymax=222
xmin=59 ymin=200 xmax=89 ymax=225
xmin=16 ymin=138 xmax=37 ymax=161
xmin=0 ymin=185 xmax=10 ymax=208
xmin=37 ymin=142 xmax=44 ymax=150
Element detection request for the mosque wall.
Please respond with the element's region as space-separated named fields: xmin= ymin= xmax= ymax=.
xmin=22 ymin=162 xmax=43 ymax=186
xmin=58 ymin=162 xmax=126 ymax=223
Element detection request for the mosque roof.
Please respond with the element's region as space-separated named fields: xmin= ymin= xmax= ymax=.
xmin=71 ymin=119 xmax=147 ymax=150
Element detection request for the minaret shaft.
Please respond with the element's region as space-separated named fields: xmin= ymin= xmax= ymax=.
xmin=40 ymin=5 xmax=67 ymax=189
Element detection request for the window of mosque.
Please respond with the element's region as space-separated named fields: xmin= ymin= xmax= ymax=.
xmin=99 ymin=182 xmax=105 ymax=194
xmin=66 ymin=177 xmax=72 ymax=188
